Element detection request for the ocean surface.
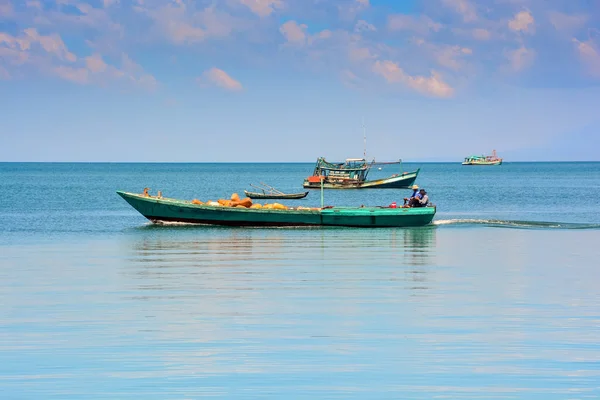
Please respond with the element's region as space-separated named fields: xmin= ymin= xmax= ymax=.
xmin=1 ymin=162 xmax=600 ymax=399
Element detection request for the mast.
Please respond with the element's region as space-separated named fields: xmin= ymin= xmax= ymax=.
xmin=362 ymin=117 xmax=366 ymax=160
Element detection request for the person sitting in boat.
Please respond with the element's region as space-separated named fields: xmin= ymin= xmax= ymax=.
xmin=404 ymin=185 xmax=420 ymax=205
xmin=409 ymin=189 xmax=429 ymax=207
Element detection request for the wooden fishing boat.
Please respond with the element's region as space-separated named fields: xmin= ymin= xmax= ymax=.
xmin=303 ymin=157 xmax=419 ymax=189
xmin=244 ymin=182 xmax=309 ymax=200
xmin=117 ymin=191 xmax=436 ymax=228
xmin=244 ymin=190 xmax=309 ymax=200
xmin=462 ymin=150 xmax=503 ymax=165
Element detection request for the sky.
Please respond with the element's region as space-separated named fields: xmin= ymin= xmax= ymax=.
xmin=1 ymin=0 xmax=599 ymax=162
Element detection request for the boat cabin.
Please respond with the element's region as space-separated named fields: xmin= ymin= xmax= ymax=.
xmin=311 ymin=157 xmax=371 ymax=183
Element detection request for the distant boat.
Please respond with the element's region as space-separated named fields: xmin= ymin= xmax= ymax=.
xmin=303 ymin=157 xmax=419 ymax=189
xmin=117 ymin=191 xmax=436 ymax=227
xmin=462 ymin=150 xmax=503 ymax=166
xmin=244 ymin=183 xmax=309 ymax=200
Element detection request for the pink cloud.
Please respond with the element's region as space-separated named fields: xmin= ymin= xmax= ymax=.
xmin=26 ymin=1 xmax=42 ymax=10
xmin=53 ymin=53 xmax=157 ymax=89
xmin=85 ymin=53 xmax=108 ymax=73
xmin=37 ymin=1 xmax=123 ymax=34
xmin=548 ymin=12 xmax=588 ymax=34
xmin=53 ymin=65 xmax=90 ymax=84
xmin=1 ymin=29 xmax=76 ymax=62
xmin=340 ymin=69 xmax=361 ymax=87
xmin=0 ymin=29 xmax=156 ymax=89
xmin=372 ymin=60 xmax=454 ymax=98
xmin=239 ymin=0 xmax=282 ymax=17
xmin=200 ymin=67 xmax=243 ymax=91
xmin=349 ymin=46 xmax=375 ymax=62
xmin=506 ymin=46 xmax=535 ymax=72
xmin=411 ymin=38 xmax=471 ymax=71
xmin=0 ymin=1 xmax=13 ymax=17
xmin=167 ymin=22 xmax=206 ymax=44
xmin=472 ymin=28 xmax=491 ymax=41
xmin=280 ymin=20 xmax=307 ymax=45
xmin=23 ymin=28 xmax=77 ymax=62
xmin=573 ymin=37 xmax=600 ymax=78
xmin=435 ymin=45 xmax=472 ymax=70
xmin=338 ymin=0 xmax=370 ymax=21
xmin=508 ymin=11 xmax=535 ymax=34
xmin=441 ymin=0 xmax=477 ymax=23
xmin=135 ymin=3 xmax=241 ymax=45
xmin=388 ymin=14 xmax=442 ymax=35
xmin=354 ymin=20 xmax=376 ymax=33
xmin=0 ymin=44 xmax=30 ymax=65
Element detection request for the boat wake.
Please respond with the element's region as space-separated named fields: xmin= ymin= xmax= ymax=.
xmin=152 ymin=220 xmax=199 ymax=227
xmin=433 ymin=219 xmax=600 ymax=230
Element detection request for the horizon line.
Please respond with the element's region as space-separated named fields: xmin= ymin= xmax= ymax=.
xmin=1 ymin=160 xmax=600 ymax=164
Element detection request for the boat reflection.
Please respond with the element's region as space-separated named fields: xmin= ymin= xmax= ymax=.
xmin=402 ymin=226 xmax=437 ymax=266
xmin=121 ymin=227 xmax=438 ymax=296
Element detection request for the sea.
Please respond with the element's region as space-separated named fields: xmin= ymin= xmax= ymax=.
xmin=1 ymin=162 xmax=599 ymax=399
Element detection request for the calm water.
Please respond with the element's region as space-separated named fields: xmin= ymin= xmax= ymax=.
xmin=1 ymin=162 xmax=600 ymax=399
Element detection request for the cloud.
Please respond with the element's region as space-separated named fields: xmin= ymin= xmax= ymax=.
xmin=39 ymin=1 xmax=123 ymax=33
xmin=52 ymin=53 xmax=157 ymax=88
xmin=388 ymin=14 xmax=442 ymax=35
xmin=103 ymin=0 xmax=120 ymax=7
xmin=548 ymin=12 xmax=588 ymax=34
xmin=0 ymin=29 xmax=156 ymax=88
xmin=434 ymin=45 xmax=472 ymax=70
xmin=338 ymin=0 xmax=370 ymax=21
xmin=0 ymin=28 xmax=77 ymax=63
xmin=120 ymin=53 xmax=157 ymax=89
xmin=136 ymin=4 xmax=205 ymax=44
xmin=85 ymin=53 xmax=108 ymax=73
xmin=472 ymin=28 xmax=491 ymax=40
xmin=0 ymin=44 xmax=29 ymax=66
xmin=348 ymin=46 xmax=375 ymax=62
xmin=53 ymin=65 xmax=89 ymax=84
xmin=354 ymin=20 xmax=376 ymax=33
xmin=200 ymin=67 xmax=243 ymax=91
xmin=25 ymin=28 xmax=77 ymax=62
xmin=0 ymin=1 xmax=13 ymax=17
xmin=238 ymin=0 xmax=282 ymax=17
xmin=167 ymin=22 xmax=206 ymax=44
xmin=26 ymin=1 xmax=42 ymax=10
xmin=411 ymin=38 xmax=471 ymax=70
xmin=372 ymin=60 xmax=454 ymax=98
xmin=452 ymin=26 xmax=494 ymax=41
xmin=506 ymin=45 xmax=535 ymax=72
xmin=135 ymin=3 xmax=239 ymax=45
xmin=280 ymin=20 xmax=307 ymax=45
xmin=573 ymin=37 xmax=600 ymax=78
xmin=508 ymin=10 xmax=534 ymax=34
xmin=340 ymin=69 xmax=362 ymax=87
xmin=441 ymin=0 xmax=478 ymax=23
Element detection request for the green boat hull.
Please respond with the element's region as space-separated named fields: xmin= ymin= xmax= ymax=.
xmin=462 ymin=160 xmax=502 ymax=166
xmin=117 ymin=191 xmax=436 ymax=228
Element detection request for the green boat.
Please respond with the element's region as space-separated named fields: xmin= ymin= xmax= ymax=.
xmin=303 ymin=158 xmax=419 ymax=189
xmin=462 ymin=150 xmax=503 ymax=166
xmin=117 ymin=191 xmax=436 ymax=228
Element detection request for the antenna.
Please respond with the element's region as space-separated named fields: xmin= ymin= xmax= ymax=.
xmin=362 ymin=117 xmax=366 ymax=159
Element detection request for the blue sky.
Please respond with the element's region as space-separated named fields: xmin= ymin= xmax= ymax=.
xmin=1 ymin=0 xmax=599 ymax=162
